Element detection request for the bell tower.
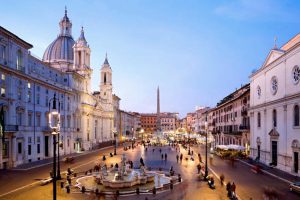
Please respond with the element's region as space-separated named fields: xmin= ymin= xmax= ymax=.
xmin=100 ymin=54 xmax=112 ymax=103
xmin=73 ymin=27 xmax=91 ymax=70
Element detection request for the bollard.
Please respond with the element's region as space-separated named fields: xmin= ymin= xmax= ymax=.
xmin=152 ymin=187 xmax=156 ymax=194
xmin=170 ymin=182 xmax=173 ymax=190
xmin=81 ymin=186 xmax=86 ymax=193
xmin=66 ymin=186 xmax=70 ymax=194
xmin=136 ymin=187 xmax=140 ymax=194
xmin=60 ymin=182 xmax=64 ymax=188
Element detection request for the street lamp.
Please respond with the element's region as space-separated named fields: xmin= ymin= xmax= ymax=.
xmin=112 ymin=129 xmax=118 ymax=155
xmin=48 ymin=94 xmax=60 ymax=200
xmin=204 ymin=115 xmax=208 ymax=180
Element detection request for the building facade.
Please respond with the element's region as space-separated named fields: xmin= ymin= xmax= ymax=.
xmin=212 ymin=84 xmax=250 ymax=150
xmin=250 ymin=35 xmax=300 ymax=175
xmin=0 ymin=10 xmax=115 ymax=169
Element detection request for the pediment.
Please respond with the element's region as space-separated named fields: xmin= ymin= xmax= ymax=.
xmin=262 ymin=49 xmax=285 ymax=68
xmin=268 ymin=128 xmax=279 ymax=137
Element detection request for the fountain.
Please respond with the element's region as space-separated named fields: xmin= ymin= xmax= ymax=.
xmin=77 ymin=154 xmax=174 ymax=192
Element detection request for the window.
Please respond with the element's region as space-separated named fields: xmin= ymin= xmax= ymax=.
xmin=271 ymin=76 xmax=278 ymax=95
xmin=273 ymin=109 xmax=277 ymax=127
xmin=104 ymin=73 xmax=106 ymax=84
xmin=292 ymin=66 xmax=300 ymax=84
xmin=17 ymin=87 xmax=22 ymax=100
xmin=37 ymin=136 xmax=40 ymax=143
xmin=1 ymin=87 xmax=5 ymax=97
xmin=2 ymin=142 xmax=9 ymax=158
xmin=27 ymin=82 xmax=31 ymax=89
xmin=36 ymin=94 xmax=40 ymax=104
xmin=27 ymin=91 xmax=31 ymax=103
xmin=16 ymin=50 xmax=23 ymax=70
xmin=18 ymin=142 xmax=22 ymax=154
xmin=1 ymin=74 xmax=5 ymax=81
xmin=294 ymin=105 xmax=300 ymax=126
xmin=0 ymin=45 xmax=6 ymax=61
xmin=67 ymin=116 xmax=71 ymax=128
xmin=37 ymin=115 xmax=41 ymax=127
xmin=257 ymin=112 xmax=261 ymax=128
xmin=28 ymin=113 xmax=32 ymax=126
xmin=17 ymin=112 xmax=22 ymax=125
xmin=28 ymin=137 xmax=32 ymax=144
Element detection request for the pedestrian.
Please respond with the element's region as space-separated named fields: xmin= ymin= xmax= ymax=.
xmin=159 ymin=148 xmax=162 ymax=153
xmin=231 ymin=182 xmax=236 ymax=193
xmin=191 ymin=150 xmax=194 ymax=155
xmin=140 ymin=157 xmax=145 ymax=166
xmin=176 ymin=154 xmax=179 ymax=163
xmin=145 ymin=147 xmax=148 ymax=152
xmin=153 ymin=148 xmax=155 ymax=152
xmin=180 ymin=153 xmax=183 ymax=162
xmin=226 ymin=182 xmax=232 ymax=197
xmin=220 ymin=174 xmax=225 ymax=185
xmin=165 ymin=153 xmax=167 ymax=161
xmin=161 ymin=154 xmax=164 ymax=160
xmin=197 ymin=163 xmax=201 ymax=174
xmin=115 ymin=163 xmax=119 ymax=169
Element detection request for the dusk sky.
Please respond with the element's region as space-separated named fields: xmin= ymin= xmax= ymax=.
xmin=2 ymin=0 xmax=300 ymax=117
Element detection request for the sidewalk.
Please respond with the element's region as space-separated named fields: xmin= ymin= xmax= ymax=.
xmin=10 ymin=145 xmax=113 ymax=171
xmin=239 ymin=158 xmax=300 ymax=184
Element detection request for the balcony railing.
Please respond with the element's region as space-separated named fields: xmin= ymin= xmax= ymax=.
xmin=5 ymin=125 xmax=19 ymax=132
xmin=239 ymin=125 xmax=250 ymax=130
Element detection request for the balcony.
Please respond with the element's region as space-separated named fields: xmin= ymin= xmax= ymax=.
xmin=239 ymin=125 xmax=250 ymax=130
xmin=5 ymin=125 xmax=19 ymax=132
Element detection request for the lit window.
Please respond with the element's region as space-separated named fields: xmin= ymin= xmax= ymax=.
xmin=28 ymin=82 xmax=31 ymax=89
xmin=1 ymin=74 xmax=5 ymax=81
xmin=1 ymin=87 xmax=5 ymax=97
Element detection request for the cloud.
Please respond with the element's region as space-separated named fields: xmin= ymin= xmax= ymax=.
xmin=214 ymin=0 xmax=297 ymax=22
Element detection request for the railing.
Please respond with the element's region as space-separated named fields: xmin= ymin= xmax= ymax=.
xmin=5 ymin=125 xmax=19 ymax=132
xmin=239 ymin=125 xmax=250 ymax=130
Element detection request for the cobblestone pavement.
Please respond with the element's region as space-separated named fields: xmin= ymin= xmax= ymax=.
xmin=1 ymin=143 xmax=299 ymax=200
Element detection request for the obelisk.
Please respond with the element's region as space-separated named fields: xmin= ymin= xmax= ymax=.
xmin=157 ymin=86 xmax=161 ymax=132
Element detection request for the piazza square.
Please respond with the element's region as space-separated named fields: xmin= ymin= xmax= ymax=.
xmin=1 ymin=1 xmax=300 ymax=200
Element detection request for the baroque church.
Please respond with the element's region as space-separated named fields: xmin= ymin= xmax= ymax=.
xmin=0 ymin=9 xmax=115 ymax=169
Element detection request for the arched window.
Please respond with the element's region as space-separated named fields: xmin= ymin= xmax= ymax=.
xmin=104 ymin=73 xmax=106 ymax=84
xmin=16 ymin=49 xmax=23 ymax=70
xmin=273 ymin=109 xmax=277 ymax=127
xmin=294 ymin=105 xmax=299 ymax=126
xmin=257 ymin=112 xmax=261 ymax=128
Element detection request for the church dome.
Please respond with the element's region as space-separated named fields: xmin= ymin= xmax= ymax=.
xmin=43 ymin=35 xmax=75 ymax=62
xmin=42 ymin=8 xmax=75 ymax=64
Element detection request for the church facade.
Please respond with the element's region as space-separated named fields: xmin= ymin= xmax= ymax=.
xmin=249 ymin=37 xmax=300 ymax=176
xmin=0 ymin=9 xmax=115 ymax=169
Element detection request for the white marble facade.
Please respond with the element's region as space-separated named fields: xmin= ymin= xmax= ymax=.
xmin=250 ymin=36 xmax=300 ymax=176
xmin=0 ymin=9 xmax=114 ymax=169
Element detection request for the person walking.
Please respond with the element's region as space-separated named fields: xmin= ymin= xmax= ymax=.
xmin=197 ymin=163 xmax=201 ymax=174
xmin=180 ymin=153 xmax=183 ymax=162
xmin=152 ymin=148 xmax=155 ymax=153
xmin=140 ymin=157 xmax=145 ymax=166
xmin=231 ymin=182 xmax=236 ymax=194
xmin=165 ymin=153 xmax=168 ymax=161
xmin=161 ymin=154 xmax=164 ymax=160
xmin=176 ymin=154 xmax=179 ymax=163
xmin=226 ymin=182 xmax=232 ymax=198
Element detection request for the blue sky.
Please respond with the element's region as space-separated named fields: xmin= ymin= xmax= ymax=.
xmin=2 ymin=0 xmax=300 ymax=117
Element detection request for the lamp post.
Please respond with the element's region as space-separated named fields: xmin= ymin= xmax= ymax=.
xmin=48 ymin=94 xmax=60 ymax=200
xmin=112 ymin=129 xmax=118 ymax=155
xmin=204 ymin=116 xmax=208 ymax=180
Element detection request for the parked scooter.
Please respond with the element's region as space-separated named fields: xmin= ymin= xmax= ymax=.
xmin=208 ymin=177 xmax=215 ymax=189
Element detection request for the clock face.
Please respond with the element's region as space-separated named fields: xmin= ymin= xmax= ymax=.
xmin=271 ymin=76 xmax=278 ymax=95
xmin=293 ymin=65 xmax=300 ymax=84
